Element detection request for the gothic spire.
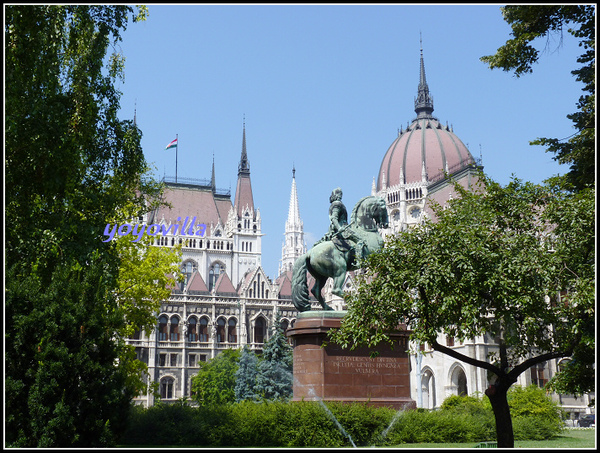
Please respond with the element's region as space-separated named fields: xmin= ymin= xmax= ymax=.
xmin=286 ymin=165 xmax=301 ymax=229
xmin=279 ymin=166 xmax=306 ymax=276
xmin=211 ymin=153 xmax=216 ymax=193
xmin=414 ymin=35 xmax=434 ymax=119
xmin=238 ymin=118 xmax=250 ymax=176
xmin=234 ymin=119 xmax=255 ymax=218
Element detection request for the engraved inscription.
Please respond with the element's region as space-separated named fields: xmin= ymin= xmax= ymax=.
xmin=330 ymin=356 xmax=403 ymax=374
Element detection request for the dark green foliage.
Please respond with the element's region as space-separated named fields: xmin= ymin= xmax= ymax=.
xmin=191 ymin=349 xmax=241 ymax=406
xmin=5 ymin=5 xmax=154 ymax=447
xmin=234 ymin=345 xmax=260 ymax=402
xmin=440 ymin=394 xmax=492 ymax=416
xmin=512 ymin=416 xmax=563 ymax=441
xmin=254 ymin=315 xmax=294 ymax=401
xmin=481 ymin=5 xmax=595 ymax=191
xmin=121 ymin=392 xmax=564 ymax=447
xmin=5 ymin=260 xmax=135 ymax=447
xmin=194 ymin=323 xmax=293 ymax=406
xmin=383 ymin=409 xmax=494 ymax=445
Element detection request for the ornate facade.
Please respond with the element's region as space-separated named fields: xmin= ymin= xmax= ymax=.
xmin=128 ymin=126 xmax=305 ymax=407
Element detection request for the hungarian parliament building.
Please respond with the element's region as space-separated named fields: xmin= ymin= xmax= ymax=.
xmin=126 ymin=49 xmax=593 ymax=423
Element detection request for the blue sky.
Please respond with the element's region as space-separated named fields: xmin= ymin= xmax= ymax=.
xmin=116 ymin=4 xmax=583 ymax=278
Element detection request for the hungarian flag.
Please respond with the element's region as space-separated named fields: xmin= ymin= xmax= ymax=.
xmin=165 ymin=138 xmax=178 ymax=150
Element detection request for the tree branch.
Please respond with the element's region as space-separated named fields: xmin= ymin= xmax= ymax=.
xmin=431 ymin=339 xmax=501 ymax=375
xmin=508 ymin=349 xmax=573 ymax=382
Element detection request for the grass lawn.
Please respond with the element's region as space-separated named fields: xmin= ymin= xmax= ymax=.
xmin=390 ymin=428 xmax=596 ymax=449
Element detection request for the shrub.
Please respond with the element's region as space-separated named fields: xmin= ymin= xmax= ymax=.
xmin=384 ymin=408 xmax=494 ymax=444
xmin=512 ymin=415 xmax=563 ymax=440
xmin=440 ymin=393 xmax=491 ymax=416
xmin=508 ymin=385 xmax=563 ymax=421
xmin=121 ymin=389 xmax=564 ymax=448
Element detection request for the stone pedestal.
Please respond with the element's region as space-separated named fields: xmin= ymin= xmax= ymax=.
xmin=286 ymin=311 xmax=415 ymax=409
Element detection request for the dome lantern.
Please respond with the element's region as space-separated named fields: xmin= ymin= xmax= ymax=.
xmin=414 ymin=40 xmax=434 ymax=119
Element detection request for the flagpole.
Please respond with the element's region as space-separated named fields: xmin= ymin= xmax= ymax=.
xmin=176 ymin=133 xmax=178 ymax=183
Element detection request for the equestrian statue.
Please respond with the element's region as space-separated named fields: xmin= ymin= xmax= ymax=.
xmin=292 ymin=188 xmax=389 ymax=312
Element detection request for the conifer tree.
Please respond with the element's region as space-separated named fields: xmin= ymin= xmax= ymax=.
xmin=254 ymin=314 xmax=293 ymax=401
xmin=235 ymin=345 xmax=260 ymax=402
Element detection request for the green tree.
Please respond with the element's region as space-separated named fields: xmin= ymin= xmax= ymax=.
xmin=481 ymin=5 xmax=595 ymax=192
xmin=235 ymin=345 xmax=260 ymax=402
xmin=191 ymin=349 xmax=241 ymax=406
xmin=254 ymin=315 xmax=294 ymax=401
xmin=542 ymin=186 xmax=595 ymax=397
xmin=113 ymin=227 xmax=183 ymax=339
xmin=5 ymin=5 xmax=162 ymax=447
xmin=331 ymin=175 xmax=594 ymax=448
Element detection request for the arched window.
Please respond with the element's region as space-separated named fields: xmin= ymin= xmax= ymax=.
xmin=181 ymin=260 xmax=197 ymax=290
xmin=280 ymin=319 xmax=289 ymax=332
xmin=158 ymin=315 xmax=168 ymax=341
xmin=199 ymin=317 xmax=209 ymax=342
xmin=188 ymin=317 xmax=197 ymax=342
xmin=254 ymin=317 xmax=266 ymax=344
xmin=209 ymin=262 xmax=224 ymax=291
xmin=216 ymin=318 xmax=226 ymax=343
xmin=421 ymin=368 xmax=436 ymax=409
xmin=160 ymin=376 xmax=174 ymax=399
xmin=170 ymin=316 xmax=179 ymax=341
xmin=228 ymin=318 xmax=237 ymax=343
xmin=450 ymin=366 xmax=468 ymax=396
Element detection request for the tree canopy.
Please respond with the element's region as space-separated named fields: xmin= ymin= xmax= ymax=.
xmin=5 ymin=5 xmax=176 ymax=447
xmin=192 ymin=349 xmax=242 ymax=406
xmin=481 ymin=5 xmax=595 ymax=191
xmin=331 ymin=175 xmax=594 ymax=447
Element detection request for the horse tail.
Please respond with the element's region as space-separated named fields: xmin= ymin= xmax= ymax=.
xmin=292 ymin=253 xmax=311 ymax=312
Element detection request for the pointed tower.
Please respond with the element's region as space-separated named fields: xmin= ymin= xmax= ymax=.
xmin=211 ymin=154 xmax=216 ymax=193
xmin=279 ymin=166 xmax=306 ymax=276
xmin=229 ymin=120 xmax=262 ymax=286
xmin=234 ymin=121 xmax=255 ymax=219
xmin=414 ymin=36 xmax=434 ymax=119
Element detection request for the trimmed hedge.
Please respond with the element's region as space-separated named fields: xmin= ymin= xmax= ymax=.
xmin=122 ymin=391 xmax=563 ymax=447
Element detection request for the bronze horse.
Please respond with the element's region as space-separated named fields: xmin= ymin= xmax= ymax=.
xmin=291 ymin=196 xmax=388 ymax=312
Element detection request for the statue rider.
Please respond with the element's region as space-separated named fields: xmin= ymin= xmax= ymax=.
xmin=327 ymin=187 xmax=347 ymax=238
xmin=316 ymin=188 xmax=365 ymax=265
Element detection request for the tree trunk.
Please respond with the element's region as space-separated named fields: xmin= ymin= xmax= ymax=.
xmin=485 ymin=382 xmax=514 ymax=448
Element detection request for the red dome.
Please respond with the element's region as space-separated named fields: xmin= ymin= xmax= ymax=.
xmin=377 ymin=118 xmax=476 ymax=189
xmin=377 ymin=46 xmax=478 ymax=191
